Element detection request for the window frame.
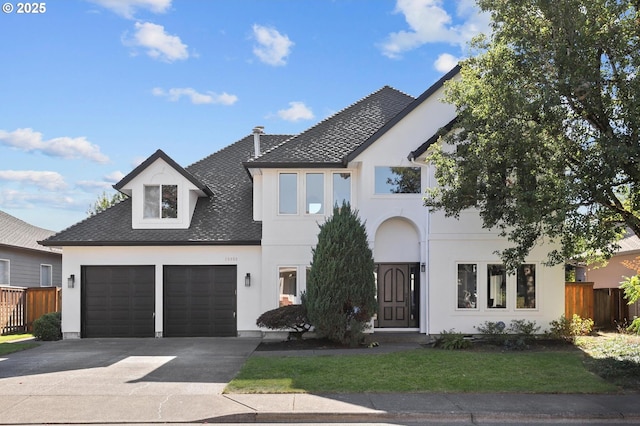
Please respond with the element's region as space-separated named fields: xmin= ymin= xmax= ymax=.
xmin=516 ymin=263 xmax=537 ymax=310
xmin=40 ymin=264 xmax=53 ymax=287
xmin=278 ymin=172 xmax=299 ymax=215
xmin=305 ymin=172 xmax=325 ymax=215
xmin=332 ymin=171 xmax=352 ymax=208
xmin=374 ymin=166 xmax=422 ymax=195
xmin=0 ymin=259 xmax=9 ymax=285
xmin=143 ymin=184 xmax=178 ymax=219
xmin=456 ymin=263 xmax=478 ymax=310
xmin=278 ymin=266 xmax=298 ymax=306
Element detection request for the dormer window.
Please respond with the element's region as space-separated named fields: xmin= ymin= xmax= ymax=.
xmin=144 ymin=185 xmax=178 ymax=219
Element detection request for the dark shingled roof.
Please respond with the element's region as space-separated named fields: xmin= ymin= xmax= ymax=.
xmin=0 ymin=210 xmax=61 ymax=254
xmin=40 ymin=134 xmax=291 ymax=246
xmin=244 ymin=86 xmax=415 ymax=168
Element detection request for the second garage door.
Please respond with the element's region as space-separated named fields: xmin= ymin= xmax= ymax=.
xmin=163 ymin=265 xmax=237 ymax=337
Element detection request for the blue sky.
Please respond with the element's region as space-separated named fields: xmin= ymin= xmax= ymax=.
xmin=0 ymin=0 xmax=489 ymax=231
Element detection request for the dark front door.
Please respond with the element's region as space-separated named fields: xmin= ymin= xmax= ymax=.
xmin=376 ymin=264 xmax=419 ymax=328
xmin=163 ymin=265 xmax=237 ymax=337
xmin=82 ymin=265 xmax=155 ymax=338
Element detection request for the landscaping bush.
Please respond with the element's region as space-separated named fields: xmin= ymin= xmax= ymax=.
xmin=256 ymin=304 xmax=311 ymax=340
xmin=305 ymin=202 xmax=377 ymax=346
xmin=549 ymin=314 xmax=593 ymax=341
xmin=434 ymin=329 xmax=472 ymax=350
xmin=475 ymin=320 xmax=507 ymax=344
xmin=475 ymin=319 xmax=541 ymax=349
xmin=33 ymin=312 xmax=62 ymax=341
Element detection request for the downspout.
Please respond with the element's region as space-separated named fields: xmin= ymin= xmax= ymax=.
xmin=410 ymin=155 xmax=430 ymax=335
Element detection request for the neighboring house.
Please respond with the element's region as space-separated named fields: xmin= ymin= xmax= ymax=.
xmin=0 ymin=210 xmax=62 ymax=288
xmin=41 ymin=66 xmax=564 ymax=339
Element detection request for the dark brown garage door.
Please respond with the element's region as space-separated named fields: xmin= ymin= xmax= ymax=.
xmin=82 ymin=266 xmax=155 ymax=338
xmin=163 ymin=265 xmax=237 ymax=337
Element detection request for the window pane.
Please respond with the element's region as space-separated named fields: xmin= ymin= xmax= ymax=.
xmin=279 ymin=173 xmax=297 ymax=214
xmin=279 ymin=267 xmax=297 ymax=307
xmin=332 ymin=172 xmax=351 ymax=207
xmin=457 ymin=264 xmax=477 ymax=308
xmin=0 ymin=260 xmax=9 ymax=285
xmin=40 ymin=265 xmax=52 ymax=287
xmin=374 ymin=167 xmax=421 ymax=194
xmin=144 ymin=186 xmax=160 ymax=218
xmin=517 ymin=264 xmax=536 ymax=308
xmin=487 ymin=264 xmax=507 ymax=308
xmin=161 ymin=185 xmax=178 ymax=218
xmin=306 ymin=173 xmax=324 ymax=214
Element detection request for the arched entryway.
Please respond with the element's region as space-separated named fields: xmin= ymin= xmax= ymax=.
xmin=374 ymin=217 xmax=420 ymax=328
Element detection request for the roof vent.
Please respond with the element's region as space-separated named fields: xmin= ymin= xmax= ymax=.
xmin=252 ymin=126 xmax=264 ymax=158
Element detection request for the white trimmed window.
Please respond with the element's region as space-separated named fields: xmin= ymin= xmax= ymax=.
xmin=40 ymin=264 xmax=52 ymax=287
xmin=457 ymin=264 xmax=477 ymax=309
xmin=144 ymin=185 xmax=178 ymax=219
xmin=516 ymin=264 xmax=536 ymax=309
xmin=278 ymin=173 xmax=298 ymax=215
xmin=279 ymin=266 xmax=297 ymax=306
xmin=305 ymin=173 xmax=324 ymax=214
xmin=487 ymin=264 xmax=507 ymax=309
xmin=332 ymin=172 xmax=351 ymax=207
xmin=0 ymin=259 xmax=9 ymax=285
xmin=374 ymin=166 xmax=421 ymax=194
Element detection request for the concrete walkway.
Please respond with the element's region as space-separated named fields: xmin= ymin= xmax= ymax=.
xmin=0 ymin=338 xmax=638 ymax=424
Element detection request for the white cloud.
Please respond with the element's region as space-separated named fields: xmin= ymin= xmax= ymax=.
xmin=104 ymin=171 xmax=125 ymax=182
xmin=380 ymin=0 xmax=490 ymax=59
xmin=152 ymin=87 xmax=238 ymax=105
xmin=434 ymin=53 xmax=460 ymax=72
xmin=0 ymin=189 xmax=79 ymax=210
xmin=277 ymin=101 xmax=314 ymax=122
xmin=76 ymin=170 xmax=125 ymax=191
xmin=0 ymin=170 xmax=67 ymax=191
xmin=252 ymin=24 xmax=294 ymax=66
xmin=89 ymin=0 xmax=172 ymax=19
xmin=0 ymin=128 xmax=109 ymax=163
xmin=124 ymin=22 xmax=189 ymax=62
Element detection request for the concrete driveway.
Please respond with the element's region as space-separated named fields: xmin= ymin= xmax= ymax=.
xmin=0 ymin=337 xmax=261 ymax=424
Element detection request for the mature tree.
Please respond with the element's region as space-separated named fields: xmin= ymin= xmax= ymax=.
xmin=425 ymin=0 xmax=639 ymax=271
xmin=87 ymin=190 xmax=127 ymax=216
xmin=305 ymin=202 xmax=377 ymax=346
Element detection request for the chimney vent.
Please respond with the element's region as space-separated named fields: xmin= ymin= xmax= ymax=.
xmin=252 ymin=126 xmax=264 ymax=158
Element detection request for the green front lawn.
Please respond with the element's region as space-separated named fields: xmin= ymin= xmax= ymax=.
xmin=225 ymin=348 xmax=617 ymax=394
xmin=0 ymin=334 xmax=38 ymax=355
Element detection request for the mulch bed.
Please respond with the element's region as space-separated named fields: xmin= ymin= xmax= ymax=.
xmin=255 ymin=336 xmax=577 ymax=352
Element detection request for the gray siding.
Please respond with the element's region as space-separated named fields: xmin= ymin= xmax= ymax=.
xmin=0 ymin=246 xmax=62 ymax=287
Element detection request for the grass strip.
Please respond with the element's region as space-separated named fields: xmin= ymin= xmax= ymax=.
xmin=0 ymin=342 xmax=39 ymax=356
xmin=226 ymin=349 xmax=616 ymax=394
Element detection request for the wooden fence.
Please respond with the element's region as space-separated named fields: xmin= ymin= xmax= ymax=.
xmin=0 ymin=286 xmax=61 ymax=334
xmin=566 ymin=282 xmax=640 ymax=329
xmin=565 ymin=282 xmax=594 ymax=320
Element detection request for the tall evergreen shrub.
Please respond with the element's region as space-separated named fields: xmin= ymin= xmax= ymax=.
xmin=305 ymin=202 xmax=377 ymax=345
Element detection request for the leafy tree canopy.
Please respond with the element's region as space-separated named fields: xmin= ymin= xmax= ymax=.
xmin=425 ymin=0 xmax=639 ymax=272
xmin=87 ymin=190 xmax=127 ymax=216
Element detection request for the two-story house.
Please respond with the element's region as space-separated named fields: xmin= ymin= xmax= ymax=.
xmin=42 ymin=66 xmax=564 ymax=339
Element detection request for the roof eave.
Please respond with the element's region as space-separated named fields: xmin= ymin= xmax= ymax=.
xmin=39 ymin=240 xmax=262 ymax=247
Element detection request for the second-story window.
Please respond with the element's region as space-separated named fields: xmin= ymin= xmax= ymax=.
xmin=278 ymin=173 xmax=298 ymax=214
xmin=332 ymin=172 xmax=351 ymax=207
xmin=374 ymin=167 xmax=421 ymax=194
xmin=306 ymin=173 xmax=324 ymax=214
xmin=144 ymin=185 xmax=178 ymax=218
